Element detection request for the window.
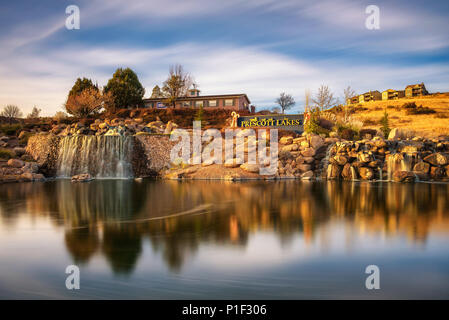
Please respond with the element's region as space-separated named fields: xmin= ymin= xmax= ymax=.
xmin=224 ymin=99 xmax=234 ymax=106
xmin=208 ymin=100 xmax=217 ymax=107
xmin=182 ymin=101 xmax=190 ymax=107
xmin=195 ymin=101 xmax=204 ymax=107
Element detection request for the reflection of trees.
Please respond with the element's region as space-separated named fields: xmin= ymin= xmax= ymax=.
xmin=1 ymin=180 xmax=449 ymax=274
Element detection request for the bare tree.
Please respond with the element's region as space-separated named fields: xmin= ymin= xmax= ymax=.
xmin=312 ymin=85 xmax=339 ymax=110
xmin=275 ymin=92 xmax=295 ymax=114
xmin=27 ymin=106 xmax=41 ymax=119
xmin=1 ymin=104 xmax=23 ymax=123
xmin=162 ymin=64 xmax=195 ymax=108
xmin=343 ymin=86 xmax=357 ymax=105
xmin=304 ymin=89 xmax=311 ymax=112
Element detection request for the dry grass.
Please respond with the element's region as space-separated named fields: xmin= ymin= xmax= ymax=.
xmin=344 ymin=93 xmax=449 ymax=137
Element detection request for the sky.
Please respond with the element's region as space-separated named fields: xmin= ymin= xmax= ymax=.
xmin=0 ymin=0 xmax=448 ymax=116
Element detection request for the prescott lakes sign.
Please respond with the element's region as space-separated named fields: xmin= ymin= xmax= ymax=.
xmin=237 ymin=114 xmax=304 ymax=131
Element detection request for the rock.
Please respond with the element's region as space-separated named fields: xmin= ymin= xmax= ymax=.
xmin=240 ymin=163 xmax=259 ymax=173
xmin=18 ymin=131 xmax=28 ymax=139
xmin=300 ymin=140 xmax=310 ymax=148
xmin=332 ymin=155 xmax=347 ymax=166
xmin=20 ymin=172 xmax=33 ymax=182
xmin=301 ymin=170 xmax=314 ymax=179
xmin=430 ymin=166 xmax=445 ymax=179
xmin=281 ymin=144 xmax=298 ymax=152
xmin=423 ymin=153 xmax=449 ymax=166
xmin=279 ymin=136 xmax=293 ymax=145
xmin=301 ymin=148 xmax=316 ymax=157
xmin=357 ymin=153 xmax=373 ymax=163
xmin=393 ymin=171 xmax=415 ymax=182
xmin=297 ymin=164 xmax=311 ymax=172
xmin=341 ymin=163 xmax=357 ymax=180
xmin=327 ymin=163 xmax=341 ymax=180
xmin=224 ymin=158 xmax=243 ymax=168
xmin=71 ymin=173 xmax=93 ymax=182
xmin=7 ymin=159 xmax=24 ymax=168
xmin=303 ymin=157 xmax=314 ymax=164
xmin=413 ymin=161 xmax=430 ymax=174
xmin=309 ymin=135 xmax=324 ymax=149
xmin=388 ymin=128 xmax=412 ymax=140
xmin=359 ymin=167 xmax=374 ymax=180
xmin=13 ymin=147 xmax=26 ymax=156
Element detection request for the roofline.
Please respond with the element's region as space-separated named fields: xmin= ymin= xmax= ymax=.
xmin=144 ymin=94 xmax=251 ymax=104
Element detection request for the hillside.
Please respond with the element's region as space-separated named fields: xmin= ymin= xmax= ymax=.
xmin=345 ymin=93 xmax=449 ymax=137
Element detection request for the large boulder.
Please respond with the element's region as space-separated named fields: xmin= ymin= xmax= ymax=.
xmin=7 ymin=159 xmax=24 ymax=168
xmin=423 ymin=153 xmax=449 ymax=166
xmin=393 ymin=171 xmax=416 ymax=182
xmin=240 ymin=163 xmax=259 ymax=173
xmin=279 ymin=136 xmax=293 ymax=145
xmin=359 ymin=167 xmax=374 ymax=180
xmin=413 ymin=161 xmax=430 ymax=174
xmin=341 ymin=163 xmax=357 ymax=180
xmin=71 ymin=173 xmax=93 ymax=182
xmin=309 ymin=135 xmax=324 ymax=149
xmin=327 ymin=163 xmax=341 ymax=180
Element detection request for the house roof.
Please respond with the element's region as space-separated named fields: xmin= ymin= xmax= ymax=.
xmin=405 ymin=83 xmax=426 ymax=89
xmin=144 ymin=93 xmax=251 ymax=104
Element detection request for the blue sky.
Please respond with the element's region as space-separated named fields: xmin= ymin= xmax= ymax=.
xmin=1 ymin=0 xmax=449 ymax=115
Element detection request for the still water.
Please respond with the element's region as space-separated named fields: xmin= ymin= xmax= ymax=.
xmin=0 ymin=180 xmax=448 ymax=299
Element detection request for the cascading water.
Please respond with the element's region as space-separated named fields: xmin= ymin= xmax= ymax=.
xmin=56 ymin=135 xmax=133 ymax=178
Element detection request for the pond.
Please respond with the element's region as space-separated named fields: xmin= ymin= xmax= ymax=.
xmin=0 ymin=180 xmax=448 ymax=299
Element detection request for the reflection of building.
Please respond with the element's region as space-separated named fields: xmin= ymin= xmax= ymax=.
xmin=382 ymin=89 xmax=405 ymax=100
xmin=143 ymin=89 xmax=251 ymax=111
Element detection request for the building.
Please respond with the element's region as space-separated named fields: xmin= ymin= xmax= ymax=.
xmin=358 ymin=90 xmax=382 ymax=103
xmin=382 ymin=89 xmax=405 ymax=101
xmin=405 ymin=83 xmax=428 ymax=98
xmin=346 ymin=96 xmax=359 ymax=105
xmin=143 ymin=89 xmax=251 ymax=111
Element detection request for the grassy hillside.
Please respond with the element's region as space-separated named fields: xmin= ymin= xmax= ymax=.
xmin=342 ymin=93 xmax=449 ymax=137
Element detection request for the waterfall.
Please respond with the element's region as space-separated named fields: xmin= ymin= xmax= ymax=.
xmin=56 ymin=135 xmax=133 ymax=178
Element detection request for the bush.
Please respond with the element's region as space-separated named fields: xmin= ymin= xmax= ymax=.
xmin=19 ymin=131 xmax=33 ymax=145
xmin=402 ymin=102 xmax=417 ymax=109
xmin=0 ymin=148 xmax=15 ymax=160
xmin=359 ymin=128 xmax=378 ymax=138
xmin=340 ymin=128 xmax=356 ymax=140
xmin=405 ymin=105 xmax=436 ymax=115
xmin=0 ymin=124 xmax=23 ymax=136
xmin=379 ymin=110 xmax=390 ymax=138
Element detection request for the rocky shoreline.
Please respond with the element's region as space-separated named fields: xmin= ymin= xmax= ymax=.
xmin=1 ymin=117 xmax=449 ymax=184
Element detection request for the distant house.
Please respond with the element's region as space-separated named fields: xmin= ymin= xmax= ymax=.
xmin=346 ymin=96 xmax=359 ymax=105
xmin=358 ymin=90 xmax=382 ymax=103
xmin=382 ymin=89 xmax=405 ymax=101
xmin=405 ymin=83 xmax=428 ymax=98
xmin=143 ymin=89 xmax=251 ymax=111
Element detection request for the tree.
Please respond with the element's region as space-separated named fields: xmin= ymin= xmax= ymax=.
xmin=380 ymin=110 xmax=390 ymax=138
xmin=151 ymin=85 xmax=164 ymax=98
xmin=312 ymin=84 xmax=339 ymax=111
xmin=304 ymin=89 xmax=311 ymax=112
xmin=65 ymin=88 xmax=114 ymax=118
xmin=275 ymin=92 xmax=295 ymax=113
xmin=1 ymin=105 xmax=23 ymax=123
xmin=68 ymin=77 xmax=98 ymax=97
xmin=343 ymin=86 xmax=357 ymax=105
xmin=54 ymin=111 xmax=68 ymax=121
xmin=27 ymin=106 xmax=41 ymax=119
xmin=103 ymin=67 xmax=145 ymax=109
xmin=162 ymin=64 xmax=195 ymax=108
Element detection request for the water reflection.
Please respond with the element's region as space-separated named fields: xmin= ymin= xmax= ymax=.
xmin=0 ymin=180 xmax=449 ymax=275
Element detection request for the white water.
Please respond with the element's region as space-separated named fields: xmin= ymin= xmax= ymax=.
xmin=56 ymin=135 xmax=133 ymax=178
